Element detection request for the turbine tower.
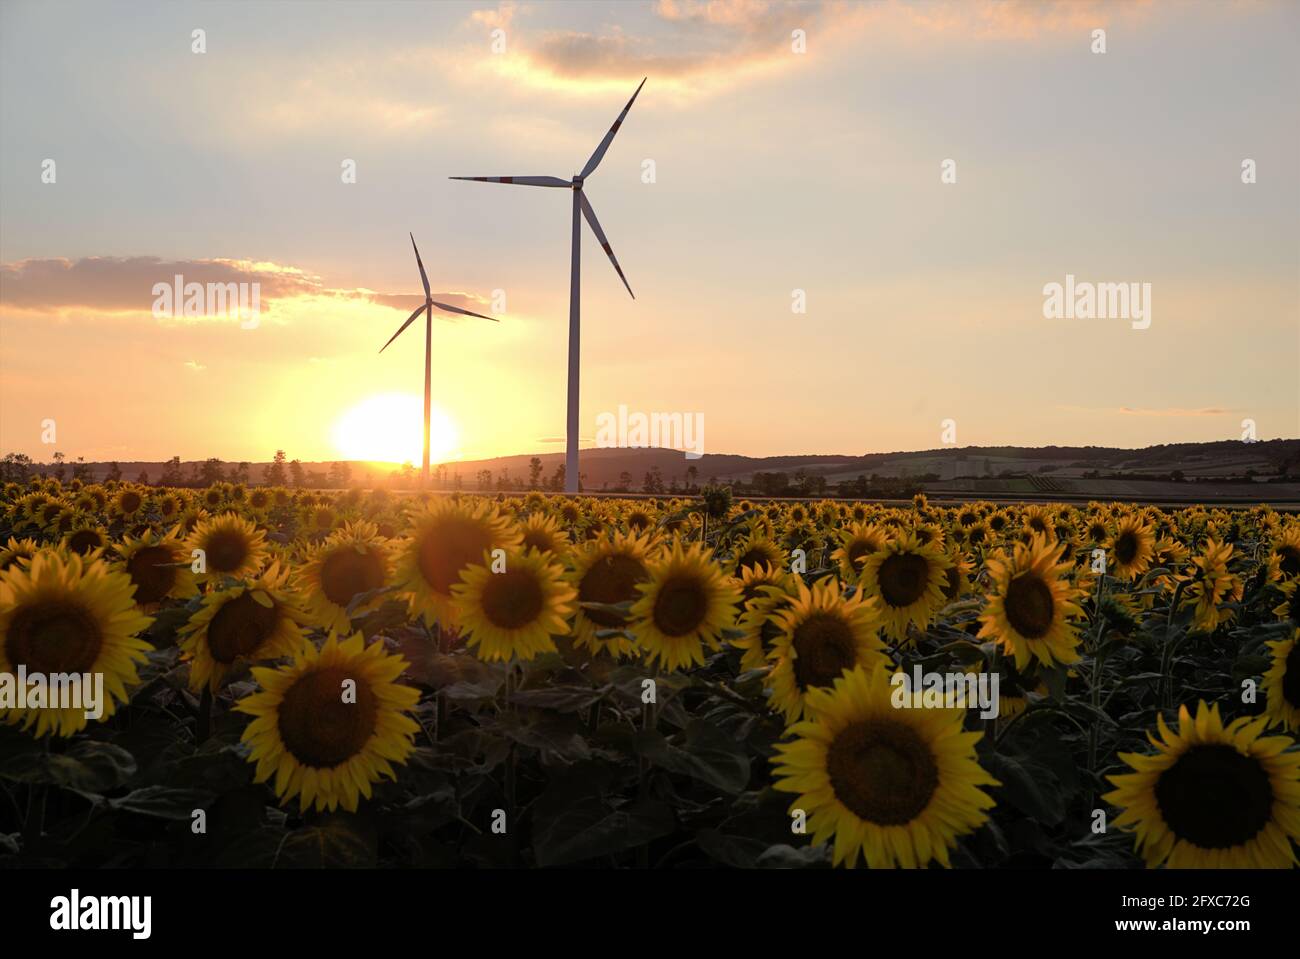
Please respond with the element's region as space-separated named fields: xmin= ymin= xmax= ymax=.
xmin=452 ymin=78 xmax=645 ymax=493
xmin=379 ymin=233 xmax=496 ymax=488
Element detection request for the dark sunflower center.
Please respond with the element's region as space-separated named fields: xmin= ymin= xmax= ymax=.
xmin=277 ymin=665 xmax=378 ymax=768
xmin=522 ymin=530 xmax=555 ymax=553
xmin=579 ymin=553 xmax=645 ymax=627
xmin=5 ymin=600 xmax=104 ymax=674
xmin=1279 ymin=546 xmax=1300 ymax=578
xmin=319 ymin=548 xmax=385 ymax=606
xmin=629 ymin=513 xmax=649 ymax=530
xmin=67 ymin=529 xmax=102 ymax=555
xmin=1281 ymin=643 xmax=1300 ymax=709
xmin=206 ymin=591 xmax=280 ymax=663
xmin=652 ymin=575 xmax=709 ymax=637
xmin=877 ymin=552 xmax=930 ymax=608
xmin=480 ymin=568 xmax=545 ymax=629
xmin=416 ymin=517 xmax=492 ymax=594
xmin=1114 ymin=531 xmax=1139 ymax=565
xmin=205 ymin=529 xmax=250 ymax=573
xmin=846 ymin=541 xmax=874 ymax=570
xmin=737 ymin=547 xmax=773 ymax=573
xmin=826 ymin=720 xmax=939 ymax=826
xmin=1155 ymin=744 xmax=1273 ymax=849
xmin=120 ymin=492 xmax=142 ymax=513
xmin=1004 ymin=573 xmax=1055 ymax=639
xmin=128 ymin=545 xmax=178 ymax=604
xmin=791 ymin=613 xmax=857 ymax=691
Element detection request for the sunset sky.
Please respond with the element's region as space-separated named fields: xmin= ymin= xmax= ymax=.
xmin=1 ymin=0 xmax=1297 ymax=466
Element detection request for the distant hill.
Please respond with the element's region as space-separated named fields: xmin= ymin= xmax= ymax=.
xmin=10 ymin=439 xmax=1299 ymax=502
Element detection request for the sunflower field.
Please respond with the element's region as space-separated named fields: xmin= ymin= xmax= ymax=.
xmin=2 ymin=479 xmax=1299 ymax=870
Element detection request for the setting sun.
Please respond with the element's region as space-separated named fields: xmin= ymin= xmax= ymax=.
xmin=332 ymin=392 xmax=457 ymax=465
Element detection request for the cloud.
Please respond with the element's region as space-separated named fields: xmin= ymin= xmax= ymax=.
xmin=0 ymin=257 xmax=490 ymax=321
xmin=184 ymin=360 xmax=206 ymax=372
xmin=1117 ymin=406 xmax=1234 ymax=418
xmin=467 ymin=0 xmax=1158 ymax=96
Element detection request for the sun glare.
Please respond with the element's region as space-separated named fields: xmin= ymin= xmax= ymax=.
xmin=333 ymin=393 xmax=457 ymax=464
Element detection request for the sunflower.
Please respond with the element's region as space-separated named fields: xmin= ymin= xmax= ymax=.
xmin=395 ymin=498 xmax=521 ymax=627
xmin=157 ymin=492 xmax=183 ymax=523
xmin=733 ymin=575 xmax=797 ymax=673
xmin=1103 ymin=701 xmax=1300 ymax=868
xmin=771 ymin=664 xmax=998 ymax=868
xmin=1268 ymin=527 xmax=1300 ymax=581
xmin=830 ymin=522 xmax=887 ymax=580
xmin=939 ymin=548 xmax=973 ymax=602
xmin=201 ymin=486 xmax=225 ymax=510
xmin=185 ymin=512 xmax=268 ymax=583
xmin=518 ymin=512 xmax=571 ymax=557
xmin=1181 ymin=538 xmax=1242 ymax=634
xmin=731 ymin=532 xmax=786 ymax=576
xmin=858 ymin=533 xmax=951 ymax=643
xmin=0 ymin=550 xmax=152 ymax=737
xmin=1108 ymin=514 xmax=1155 ymax=581
xmin=1262 ymin=629 xmax=1300 ymax=732
xmin=111 ymin=485 xmax=147 ymax=522
xmin=236 ymin=632 xmax=420 ymax=813
xmin=765 ymin=577 xmax=887 ymax=724
xmin=246 ymin=488 xmax=272 ymax=517
xmin=978 ymin=534 xmax=1084 ymax=670
xmin=452 ymin=547 xmax=576 ymax=662
xmin=568 ymin=530 xmax=654 ymax=657
xmin=178 ymin=564 xmax=310 ymax=693
xmin=0 ymin=537 xmax=40 ymax=573
xmin=296 ymin=520 xmax=392 ymax=634
xmin=300 ymin=504 xmax=338 ymax=536
xmin=629 ymin=539 xmax=740 ymax=671
xmin=1273 ymin=579 xmax=1300 ymax=625
xmin=116 ymin=530 xmax=198 ymax=606
xmin=61 ymin=517 xmax=110 ymax=557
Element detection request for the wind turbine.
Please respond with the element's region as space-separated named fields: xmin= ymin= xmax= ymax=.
xmin=452 ymin=78 xmax=645 ymax=494
xmin=379 ymin=233 xmax=496 ymax=488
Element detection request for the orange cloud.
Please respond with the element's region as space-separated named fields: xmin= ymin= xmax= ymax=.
xmin=467 ymin=0 xmax=1159 ymax=96
xmin=0 ymin=257 xmax=489 ymax=321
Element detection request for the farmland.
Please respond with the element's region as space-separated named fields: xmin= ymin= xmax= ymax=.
xmin=1 ymin=479 xmax=1298 ymax=868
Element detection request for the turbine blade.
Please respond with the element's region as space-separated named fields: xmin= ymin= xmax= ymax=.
xmin=580 ymin=77 xmax=646 ymax=180
xmin=449 ymin=176 xmax=571 ymax=188
xmin=579 ymin=193 xmax=634 ymax=299
xmin=431 ymin=300 xmax=498 ymax=322
xmin=379 ymin=304 xmax=426 ymax=354
xmin=410 ymin=232 xmax=431 ymax=298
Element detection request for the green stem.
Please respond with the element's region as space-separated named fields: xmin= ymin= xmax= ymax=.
xmin=1160 ymin=579 xmax=1188 ymax=711
xmin=196 ymin=686 xmax=213 ymax=744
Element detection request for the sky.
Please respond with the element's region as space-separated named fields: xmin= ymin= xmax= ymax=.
xmin=1 ymin=0 xmax=1297 ymax=466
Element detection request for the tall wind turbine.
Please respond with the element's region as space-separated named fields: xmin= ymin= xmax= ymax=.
xmin=380 ymin=233 xmax=496 ymax=488
xmin=452 ymin=78 xmax=645 ymax=494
